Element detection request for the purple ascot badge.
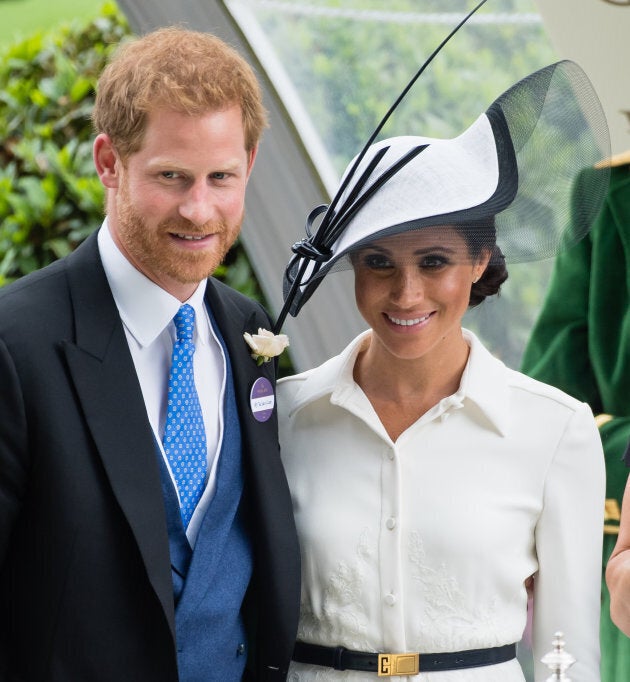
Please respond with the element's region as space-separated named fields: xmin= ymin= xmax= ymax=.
xmin=250 ymin=377 xmax=275 ymax=422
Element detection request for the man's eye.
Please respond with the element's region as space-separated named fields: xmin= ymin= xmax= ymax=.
xmin=211 ymin=172 xmax=227 ymax=180
xmin=161 ymin=171 xmax=179 ymax=179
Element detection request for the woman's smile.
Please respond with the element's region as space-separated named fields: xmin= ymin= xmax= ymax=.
xmin=353 ymin=227 xmax=488 ymax=365
xmin=384 ymin=311 xmax=434 ymax=328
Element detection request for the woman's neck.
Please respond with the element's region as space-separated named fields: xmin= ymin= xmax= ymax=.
xmin=353 ymin=330 xmax=470 ymax=441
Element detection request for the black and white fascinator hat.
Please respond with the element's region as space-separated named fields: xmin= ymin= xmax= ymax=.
xmin=274 ymin=1 xmax=610 ymax=333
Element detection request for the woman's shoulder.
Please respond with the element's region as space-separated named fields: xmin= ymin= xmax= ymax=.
xmin=505 ymin=365 xmax=588 ymax=412
xmin=277 ymin=366 xmax=317 ymax=399
xmin=276 ymin=362 xmax=339 ymax=428
xmin=465 ymin=329 xmax=594 ymax=438
xmin=466 ymin=328 xmax=587 ymax=413
xmin=277 ymin=332 xmax=369 ymax=407
xmin=503 ymin=368 xmax=600 ymax=444
xmin=277 ymin=353 xmax=347 ymax=402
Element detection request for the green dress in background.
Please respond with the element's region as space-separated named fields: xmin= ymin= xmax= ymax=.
xmin=521 ymin=162 xmax=630 ymax=681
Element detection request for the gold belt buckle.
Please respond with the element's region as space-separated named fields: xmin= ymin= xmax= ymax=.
xmin=377 ymin=652 xmax=420 ymax=677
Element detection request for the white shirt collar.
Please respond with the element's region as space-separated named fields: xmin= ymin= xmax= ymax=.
xmin=98 ymin=219 xmax=209 ymax=346
xmin=460 ymin=328 xmax=510 ymax=435
xmin=287 ymin=327 xmax=510 ymax=436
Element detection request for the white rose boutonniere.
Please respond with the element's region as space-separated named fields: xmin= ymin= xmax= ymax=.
xmin=243 ymin=328 xmax=290 ymax=366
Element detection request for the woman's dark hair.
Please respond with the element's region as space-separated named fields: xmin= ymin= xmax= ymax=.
xmin=454 ymin=217 xmax=508 ymax=307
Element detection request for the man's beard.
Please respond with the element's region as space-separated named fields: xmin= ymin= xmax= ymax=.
xmin=115 ymin=184 xmax=241 ymax=286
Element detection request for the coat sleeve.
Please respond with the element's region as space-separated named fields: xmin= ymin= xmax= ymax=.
xmin=521 ymin=167 xmax=630 ymax=557
xmin=532 ymin=400 xmax=605 ymax=682
xmin=0 ymin=338 xmax=29 ymax=567
xmin=520 ymin=234 xmax=602 ymax=412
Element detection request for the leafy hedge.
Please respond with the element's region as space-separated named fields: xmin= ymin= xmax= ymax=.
xmin=0 ymin=2 xmax=264 ymax=304
xmin=0 ymin=3 xmax=124 ymax=284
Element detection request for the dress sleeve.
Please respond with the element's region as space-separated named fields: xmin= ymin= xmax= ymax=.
xmin=532 ymin=400 xmax=605 ymax=682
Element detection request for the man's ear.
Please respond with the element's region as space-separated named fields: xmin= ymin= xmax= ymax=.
xmin=246 ymin=144 xmax=258 ymax=179
xmin=93 ymin=134 xmax=120 ymax=189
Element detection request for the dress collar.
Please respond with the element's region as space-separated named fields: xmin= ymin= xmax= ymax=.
xmin=288 ymin=327 xmax=510 ymax=436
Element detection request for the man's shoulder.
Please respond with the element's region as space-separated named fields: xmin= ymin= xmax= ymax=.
xmin=0 ymin=259 xmax=76 ymax=350
xmin=0 ymin=258 xmax=68 ymax=309
xmin=0 ymin=234 xmax=99 ymax=311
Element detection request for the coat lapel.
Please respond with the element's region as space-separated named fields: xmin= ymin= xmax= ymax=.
xmin=61 ymin=234 xmax=175 ymax=638
xmin=203 ymin=280 xmax=276 ymax=429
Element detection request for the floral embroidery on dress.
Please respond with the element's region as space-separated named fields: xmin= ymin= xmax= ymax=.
xmin=298 ymin=527 xmax=373 ymax=650
xmin=407 ymin=530 xmax=500 ymax=651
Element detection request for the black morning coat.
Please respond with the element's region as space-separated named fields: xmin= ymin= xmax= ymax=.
xmin=0 ymin=231 xmax=300 ymax=681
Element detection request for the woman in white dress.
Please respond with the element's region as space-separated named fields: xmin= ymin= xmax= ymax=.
xmin=275 ymin=61 xmax=609 ymax=681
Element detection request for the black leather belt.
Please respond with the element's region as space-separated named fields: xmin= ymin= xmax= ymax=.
xmin=293 ymin=641 xmax=517 ymax=677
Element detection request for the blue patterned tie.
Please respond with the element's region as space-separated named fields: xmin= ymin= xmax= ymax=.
xmin=163 ymin=304 xmax=207 ymax=528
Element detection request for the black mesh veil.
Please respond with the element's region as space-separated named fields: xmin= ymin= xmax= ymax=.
xmin=490 ymin=60 xmax=609 ymax=262
xmin=275 ymin=58 xmax=609 ymax=333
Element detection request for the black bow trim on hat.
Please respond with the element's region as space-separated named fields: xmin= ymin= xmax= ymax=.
xmin=285 ymin=143 xmax=429 ymax=304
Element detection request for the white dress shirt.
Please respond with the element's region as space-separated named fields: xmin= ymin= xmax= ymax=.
xmin=98 ymin=221 xmax=225 ymax=546
xmin=278 ymin=329 xmax=604 ymax=682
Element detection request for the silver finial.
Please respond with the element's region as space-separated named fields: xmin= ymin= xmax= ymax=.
xmin=541 ymin=631 xmax=576 ymax=681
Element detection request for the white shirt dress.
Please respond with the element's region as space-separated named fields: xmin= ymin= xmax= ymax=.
xmin=278 ymin=329 xmax=604 ymax=682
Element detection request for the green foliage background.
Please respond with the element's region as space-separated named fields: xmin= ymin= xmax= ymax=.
xmin=0 ymin=1 xmax=264 ymax=300
xmin=0 ymin=0 xmax=103 ymax=45
xmin=0 ymin=3 xmax=122 ymax=284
